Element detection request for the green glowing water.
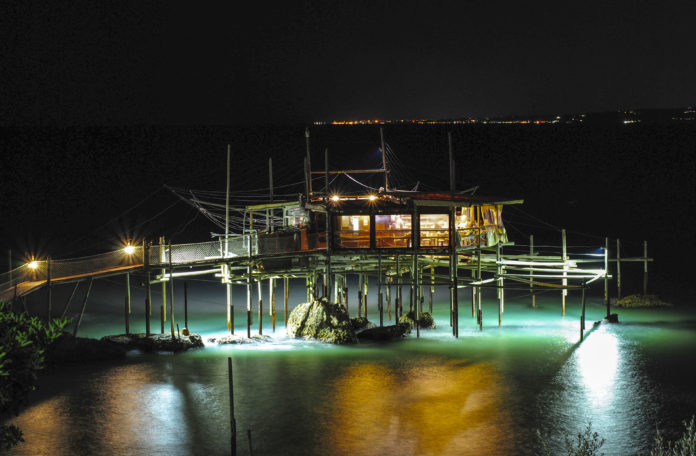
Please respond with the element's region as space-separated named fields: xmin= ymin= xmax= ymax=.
xmin=5 ymin=293 xmax=696 ymax=456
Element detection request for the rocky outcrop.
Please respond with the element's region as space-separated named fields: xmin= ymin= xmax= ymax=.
xmin=208 ymin=334 xmax=272 ymax=344
xmin=48 ymin=334 xmax=127 ymax=363
xmin=101 ymin=333 xmax=204 ymax=352
xmin=398 ymin=311 xmax=436 ymax=329
xmin=357 ymin=323 xmax=411 ymax=342
xmin=350 ymin=316 xmax=375 ymax=333
xmin=287 ymin=298 xmax=357 ymax=344
xmin=615 ymin=294 xmax=671 ymax=308
xmin=603 ymin=313 xmax=620 ymax=324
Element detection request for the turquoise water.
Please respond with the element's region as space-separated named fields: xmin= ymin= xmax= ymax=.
xmin=6 ymin=292 xmax=696 ymax=456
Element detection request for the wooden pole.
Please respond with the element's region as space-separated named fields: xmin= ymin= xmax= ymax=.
xmin=60 ymin=282 xmax=79 ymax=319
xmin=497 ymin=242 xmax=502 ymax=326
xmin=477 ymin=228 xmax=482 ymax=331
xmin=247 ymin=430 xmax=253 ymax=456
xmin=378 ymin=253 xmax=383 ymax=327
xmin=357 ymin=273 xmax=363 ymax=317
xmin=414 ymin=253 xmax=420 ymax=338
xmin=429 ymin=264 xmax=434 ymax=314
xmin=144 ymin=240 xmax=151 ymax=337
xmin=580 ymin=281 xmax=586 ymax=342
xmin=284 ymin=277 xmax=289 ymax=327
xmin=604 ymin=237 xmax=610 ymax=319
xmin=160 ymin=236 xmax=166 ymax=334
xmin=530 ymin=234 xmax=536 ymax=308
xmin=270 ymin=278 xmax=276 ymax=332
xmin=616 ymin=238 xmax=622 ymax=300
xmin=169 ymin=242 xmax=175 ymax=338
xmin=257 ymin=279 xmax=263 ymax=335
xmin=386 ymin=276 xmax=392 ymax=320
xmin=184 ymin=281 xmax=189 ymax=330
xmin=269 ymin=157 xmax=274 ymax=203
xmin=471 ymin=268 xmax=476 ymax=317
xmin=46 ymin=257 xmax=52 ymax=320
xmin=226 ymin=275 xmax=233 ymax=333
xmin=643 ymin=240 xmax=648 ymax=295
xmin=126 ymin=272 xmax=132 ymax=315
xmin=247 ymin=239 xmax=252 ymax=338
xmin=124 ymin=295 xmax=130 ymax=334
xmin=228 ymin=357 xmax=236 ymax=456
xmin=562 ymin=229 xmax=567 ymax=316
xmin=73 ymin=278 xmax=93 ymax=337
xmin=363 ymin=271 xmax=368 ymax=319
xmin=324 ymin=148 xmax=329 ymax=196
xmin=396 ymin=255 xmax=401 ymax=321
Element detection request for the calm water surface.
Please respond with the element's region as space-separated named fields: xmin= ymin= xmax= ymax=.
xmin=6 ymin=295 xmax=696 ymax=456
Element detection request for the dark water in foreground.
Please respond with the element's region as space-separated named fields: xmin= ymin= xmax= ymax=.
xmin=6 ymin=295 xmax=696 ymax=456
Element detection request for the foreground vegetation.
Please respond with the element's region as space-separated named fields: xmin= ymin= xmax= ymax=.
xmin=538 ymin=418 xmax=696 ymax=456
xmin=0 ymin=302 xmax=69 ymax=451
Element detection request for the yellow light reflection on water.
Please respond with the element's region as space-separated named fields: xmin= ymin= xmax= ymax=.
xmin=320 ymin=359 xmax=511 ymax=456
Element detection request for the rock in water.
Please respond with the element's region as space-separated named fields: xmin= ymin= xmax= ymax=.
xmin=615 ymin=294 xmax=671 ymax=308
xmin=398 ymin=311 xmax=436 ymax=329
xmin=101 ymin=333 xmax=204 ymax=352
xmin=350 ymin=316 xmax=375 ymax=333
xmin=357 ymin=323 xmax=411 ymax=342
xmin=48 ymin=334 xmax=127 ymax=363
xmin=287 ymin=298 xmax=357 ymax=344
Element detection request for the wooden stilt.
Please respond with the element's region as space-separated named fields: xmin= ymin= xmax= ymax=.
xmin=580 ymin=281 xmax=586 ymax=342
xmin=169 ymin=242 xmax=175 ymax=338
xmin=270 ymin=278 xmax=276 ymax=332
xmin=73 ymin=278 xmax=93 ymax=337
xmin=46 ymin=257 xmax=52 ymax=320
xmin=144 ymin=240 xmax=151 ymax=337
xmin=497 ymin=243 xmax=502 ymax=326
xmin=60 ymin=282 xmax=79 ymax=319
xmin=643 ymin=240 xmax=648 ymax=295
xmin=363 ymin=272 xmax=368 ymax=318
xmin=562 ymin=229 xmax=567 ymax=316
xmin=386 ymin=276 xmax=392 ymax=320
xmin=471 ymin=268 xmax=476 ymax=317
xmin=414 ymin=254 xmax=420 ymax=338
xmin=283 ymin=277 xmax=289 ymax=328
xmin=616 ymin=238 xmax=622 ymax=300
xmin=357 ymin=273 xmax=363 ymax=317
xmin=396 ymin=255 xmax=402 ymax=321
xmin=126 ymin=272 xmax=132 ymax=315
xmin=124 ymin=295 xmax=130 ymax=334
xmin=477 ymin=230 xmax=482 ymax=331
xmin=184 ymin=281 xmax=189 ymax=330
xmin=530 ymin=234 xmax=536 ymax=308
xmin=429 ymin=264 xmax=434 ymax=314
xmin=378 ymin=253 xmax=383 ymax=327
xmin=226 ymin=270 xmax=232 ymax=333
xmin=228 ymin=357 xmax=237 ymax=456
xmin=257 ymin=279 xmax=263 ymax=335
xmin=160 ymin=236 xmax=166 ymax=334
xmin=247 ymin=241 xmax=253 ymax=338
xmin=604 ymin=237 xmax=610 ymax=319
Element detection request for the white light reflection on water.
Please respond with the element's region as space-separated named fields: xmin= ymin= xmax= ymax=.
xmin=576 ymin=327 xmax=619 ymax=405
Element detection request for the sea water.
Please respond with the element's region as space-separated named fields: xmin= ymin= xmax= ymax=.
xmin=5 ymin=291 xmax=696 ymax=456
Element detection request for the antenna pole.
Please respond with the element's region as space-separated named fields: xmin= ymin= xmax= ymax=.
xmin=324 ymin=148 xmax=329 ymax=196
xmin=225 ymin=145 xmax=231 ymax=257
xmin=269 ymin=157 xmax=274 ymax=202
xmin=448 ymin=131 xmax=455 ymax=196
xmin=380 ymin=127 xmax=388 ymax=190
xmin=305 ymin=128 xmax=313 ymax=196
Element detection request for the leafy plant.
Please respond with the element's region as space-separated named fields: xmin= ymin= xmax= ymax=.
xmin=537 ymin=422 xmax=605 ymax=456
xmin=649 ymin=416 xmax=696 ymax=456
xmin=0 ymin=301 xmax=69 ymax=451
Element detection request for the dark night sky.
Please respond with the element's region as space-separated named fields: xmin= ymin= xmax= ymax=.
xmin=1 ymin=1 xmax=695 ymax=125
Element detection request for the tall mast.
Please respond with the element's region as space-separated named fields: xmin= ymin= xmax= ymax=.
xmin=225 ymin=144 xmax=231 ymax=256
xmin=305 ymin=128 xmax=313 ymax=197
xmin=380 ymin=127 xmax=388 ymax=190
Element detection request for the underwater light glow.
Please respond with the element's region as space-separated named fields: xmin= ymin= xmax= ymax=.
xmin=576 ymin=328 xmax=619 ymax=405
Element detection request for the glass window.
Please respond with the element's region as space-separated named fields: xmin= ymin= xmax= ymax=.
xmin=375 ymin=214 xmax=412 ymax=248
xmin=456 ymin=207 xmax=477 ymax=247
xmin=284 ymin=207 xmax=307 ymax=228
xmin=419 ymin=213 xmax=450 ymax=248
xmin=335 ymin=215 xmax=371 ymax=248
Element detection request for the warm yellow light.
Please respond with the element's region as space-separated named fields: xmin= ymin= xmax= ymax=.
xmin=124 ymin=245 xmax=136 ymax=255
xmin=27 ymin=260 xmax=39 ymax=270
xmin=368 ymin=194 xmax=377 ymax=201
xmin=331 ymin=195 xmax=340 ymax=202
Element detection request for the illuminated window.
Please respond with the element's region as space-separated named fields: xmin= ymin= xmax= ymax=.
xmin=419 ymin=213 xmax=450 ymax=247
xmin=284 ymin=207 xmax=307 ymax=228
xmin=375 ymin=214 xmax=412 ymax=248
xmin=335 ymin=215 xmax=371 ymax=248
